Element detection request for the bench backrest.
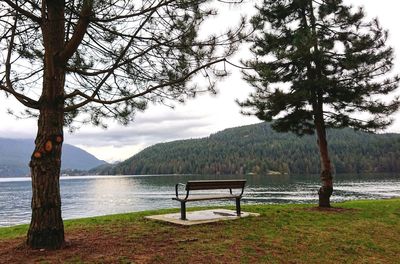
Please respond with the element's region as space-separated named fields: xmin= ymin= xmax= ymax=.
xmin=186 ymin=180 xmax=246 ymax=191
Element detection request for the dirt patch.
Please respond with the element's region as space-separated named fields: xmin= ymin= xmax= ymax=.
xmin=0 ymin=223 xmax=244 ymax=264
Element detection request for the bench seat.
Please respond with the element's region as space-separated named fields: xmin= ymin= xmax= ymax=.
xmin=172 ymin=179 xmax=246 ymax=220
xmin=173 ymin=194 xmax=240 ymax=202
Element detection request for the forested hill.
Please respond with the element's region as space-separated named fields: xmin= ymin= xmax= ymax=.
xmin=98 ymin=122 xmax=400 ymax=175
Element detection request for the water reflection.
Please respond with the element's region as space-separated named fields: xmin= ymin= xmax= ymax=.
xmin=0 ymin=173 xmax=399 ymax=227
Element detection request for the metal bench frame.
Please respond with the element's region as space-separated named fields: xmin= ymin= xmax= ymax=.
xmin=172 ymin=179 xmax=246 ymax=220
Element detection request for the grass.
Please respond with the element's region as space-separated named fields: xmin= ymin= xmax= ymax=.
xmin=0 ymin=199 xmax=399 ymax=263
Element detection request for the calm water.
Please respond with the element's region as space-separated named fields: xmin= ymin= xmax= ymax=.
xmin=0 ymin=174 xmax=399 ymax=227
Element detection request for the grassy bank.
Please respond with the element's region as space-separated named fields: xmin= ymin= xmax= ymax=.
xmin=0 ymin=199 xmax=399 ymax=263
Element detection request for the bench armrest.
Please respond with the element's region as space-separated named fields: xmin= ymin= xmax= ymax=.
xmin=175 ymin=183 xmax=189 ymax=200
xmin=229 ymin=186 xmax=245 ymax=197
xmin=239 ymin=185 xmax=245 ymax=196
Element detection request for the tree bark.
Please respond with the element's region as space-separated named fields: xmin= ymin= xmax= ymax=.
xmin=27 ymin=1 xmax=66 ymax=249
xmin=27 ymin=103 xmax=65 ymax=249
xmin=314 ymin=118 xmax=333 ymax=207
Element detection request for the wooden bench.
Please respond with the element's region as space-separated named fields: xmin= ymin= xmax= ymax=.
xmin=172 ymin=179 xmax=246 ymax=220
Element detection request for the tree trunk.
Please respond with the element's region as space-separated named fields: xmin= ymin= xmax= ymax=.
xmin=27 ymin=105 xmax=65 ymax=249
xmin=27 ymin=1 xmax=66 ymax=249
xmin=315 ymin=119 xmax=333 ymax=207
xmin=27 ymin=68 xmax=66 ymax=249
xmin=307 ymin=0 xmax=333 ymax=207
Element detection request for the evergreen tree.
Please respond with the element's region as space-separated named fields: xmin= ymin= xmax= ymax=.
xmin=0 ymin=0 xmax=244 ymax=249
xmin=239 ymin=0 xmax=399 ymax=207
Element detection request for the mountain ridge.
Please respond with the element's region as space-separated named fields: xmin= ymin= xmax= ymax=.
xmin=96 ymin=122 xmax=400 ymax=175
xmin=0 ymin=138 xmax=107 ymax=177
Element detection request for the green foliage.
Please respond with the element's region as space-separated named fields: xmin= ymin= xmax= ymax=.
xmin=97 ymin=122 xmax=400 ymax=175
xmin=0 ymin=1 xmax=245 ymax=127
xmin=240 ymin=0 xmax=399 ymax=135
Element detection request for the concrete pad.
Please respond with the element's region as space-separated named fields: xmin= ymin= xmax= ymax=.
xmin=145 ymin=209 xmax=260 ymax=225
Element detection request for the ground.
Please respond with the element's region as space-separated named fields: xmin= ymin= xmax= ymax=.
xmin=0 ymin=199 xmax=399 ymax=263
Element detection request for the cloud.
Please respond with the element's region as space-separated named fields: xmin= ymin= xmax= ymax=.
xmin=66 ymin=110 xmax=213 ymax=147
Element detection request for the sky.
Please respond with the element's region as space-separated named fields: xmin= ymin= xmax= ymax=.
xmin=0 ymin=0 xmax=400 ymax=163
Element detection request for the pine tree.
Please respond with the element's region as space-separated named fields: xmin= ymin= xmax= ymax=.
xmin=0 ymin=0 xmax=245 ymax=249
xmin=239 ymin=0 xmax=399 ymax=207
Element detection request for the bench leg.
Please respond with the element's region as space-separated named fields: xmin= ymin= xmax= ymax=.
xmin=180 ymin=202 xmax=187 ymax=220
xmin=236 ymin=198 xmax=241 ymax=217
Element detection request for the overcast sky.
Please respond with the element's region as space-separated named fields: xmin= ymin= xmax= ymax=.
xmin=1 ymin=0 xmax=399 ymax=162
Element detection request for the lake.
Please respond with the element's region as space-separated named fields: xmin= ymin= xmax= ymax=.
xmin=1 ymin=174 xmax=399 ymax=227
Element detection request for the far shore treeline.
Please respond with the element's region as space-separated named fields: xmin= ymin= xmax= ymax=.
xmin=95 ymin=122 xmax=400 ymax=176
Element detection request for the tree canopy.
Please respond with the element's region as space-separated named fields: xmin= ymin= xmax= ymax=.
xmin=240 ymin=0 xmax=399 ymax=134
xmin=0 ymin=0 xmax=245 ymax=127
xmin=239 ymin=0 xmax=399 ymax=207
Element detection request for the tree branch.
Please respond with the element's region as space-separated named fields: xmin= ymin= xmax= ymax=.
xmin=91 ymin=0 xmax=175 ymax=23
xmin=64 ymin=58 xmax=226 ymax=111
xmin=2 ymin=10 xmax=39 ymax=109
xmin=3 ymin=0 xmax=41 ymax=24
xmin=64 ymin=5 xmax=159 ymax=108
xmin=0 ymin=84 xmax=39 ymax=109
xmin=65 ymin=41 xmax=165 ymax=77
xmin=57 ymin=0 xmax=93 ymax=64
